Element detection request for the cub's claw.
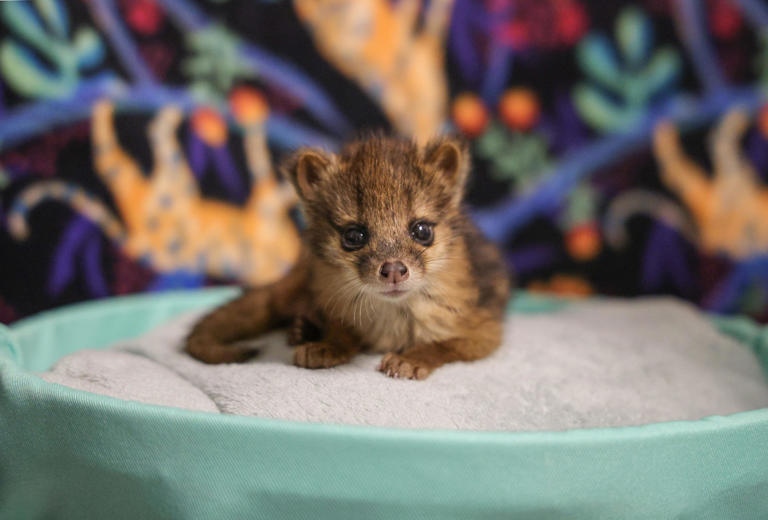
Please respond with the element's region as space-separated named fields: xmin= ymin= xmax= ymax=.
xmin=378 ymin=353 xmax=432 ymax=380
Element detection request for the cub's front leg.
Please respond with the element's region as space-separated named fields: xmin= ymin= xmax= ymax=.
xmin=186 ymin=250 xmax=311 ymax=364
xmin=378 ymin=320 xmax=502 ymax=380
xmin=292 ymin=321 xmax=361 ymax=369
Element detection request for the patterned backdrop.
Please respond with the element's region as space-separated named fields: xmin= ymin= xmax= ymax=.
xmin=2 ymin=0 xmax=768 ymax=324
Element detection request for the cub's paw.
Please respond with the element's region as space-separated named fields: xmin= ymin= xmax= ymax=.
xmin=377 ymin=353 xmax=432 ymax=380
xmin=293 ymin=342 xmax=352 ymax=369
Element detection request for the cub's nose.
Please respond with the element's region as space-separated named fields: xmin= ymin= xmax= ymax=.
xmin=379 ymin=261 xmax=409 ymax=284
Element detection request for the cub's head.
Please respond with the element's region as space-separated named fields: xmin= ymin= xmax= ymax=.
xmin=284 ymin=135 xmax=470 ymax=301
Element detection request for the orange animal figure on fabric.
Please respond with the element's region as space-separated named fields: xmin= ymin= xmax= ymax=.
xmin=653 ymin=108 xmax=768 ymax=260
xmin=293 ymin=0 xmax=453 ymax=143
xmin=9 ymin=97 xmax=301 ymax=285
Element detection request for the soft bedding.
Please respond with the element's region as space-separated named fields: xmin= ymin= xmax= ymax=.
xmin=39 ymin=296 xmax=768 ymax=431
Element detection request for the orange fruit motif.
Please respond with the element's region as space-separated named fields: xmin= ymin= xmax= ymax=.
xmin=191 ymin=108 xmax=228 ymax=147
xmin=565 ymin=222 xmax=602 ymax=261
xmin=498 ymin=88 xmax=540 ymax=131
xmin=451 ymin=92 xmax=489 ymax=137
xmin=230 ymin=87 xmax=270 ymax=126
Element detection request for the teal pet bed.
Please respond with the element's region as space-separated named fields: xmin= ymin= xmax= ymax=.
xmin=2 ymin=288 xmax=768 ymax=519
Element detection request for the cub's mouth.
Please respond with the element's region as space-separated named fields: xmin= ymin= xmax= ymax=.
xmin=379 ymin=287 xmax=410 ymax=299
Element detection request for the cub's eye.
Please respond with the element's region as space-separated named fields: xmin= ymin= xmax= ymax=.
xmin=341 ymin=226 xmax=368 ymax=251
xmin=410 ymin=220 xmax=434 ymax=246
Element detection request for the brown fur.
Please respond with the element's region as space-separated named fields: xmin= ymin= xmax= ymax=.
xmin=185 ymin=134 xmax=510 ymax=379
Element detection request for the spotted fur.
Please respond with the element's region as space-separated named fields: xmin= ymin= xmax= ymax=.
xmin=10 ymin=100 xmax=300 ymax=286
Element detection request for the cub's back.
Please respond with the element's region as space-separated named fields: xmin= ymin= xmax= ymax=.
xmin=456 ymin=211 xmax=511 ymax=317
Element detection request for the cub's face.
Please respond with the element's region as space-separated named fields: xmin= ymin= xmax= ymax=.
xmin=285 ymin=136 xmax=469 ymax=301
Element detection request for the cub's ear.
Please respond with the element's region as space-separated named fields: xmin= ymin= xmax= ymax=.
xmin=282 ymin=148 xmax=335 ymax=201
xmin=422 ymin=137 xmax=471 ymax=203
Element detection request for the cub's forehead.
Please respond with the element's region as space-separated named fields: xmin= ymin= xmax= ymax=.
xmin=326 ymin=167 xmax=419 ymax=224
xmin=340 ymin=136 xmax=421 ymax=179
xmin=323 ymin=138 xmax=436 ymax=224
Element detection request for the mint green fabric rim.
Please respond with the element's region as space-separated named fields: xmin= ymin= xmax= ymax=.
xmin=2 ymin=288 xmax=768 ymax=519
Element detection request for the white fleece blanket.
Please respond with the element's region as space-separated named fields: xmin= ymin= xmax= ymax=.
xmin=39 ymin=297 xmax=768 ymax=431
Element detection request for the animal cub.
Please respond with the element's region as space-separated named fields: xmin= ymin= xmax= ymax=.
xmin=185 ymin=135 xmax=510 ymax=379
